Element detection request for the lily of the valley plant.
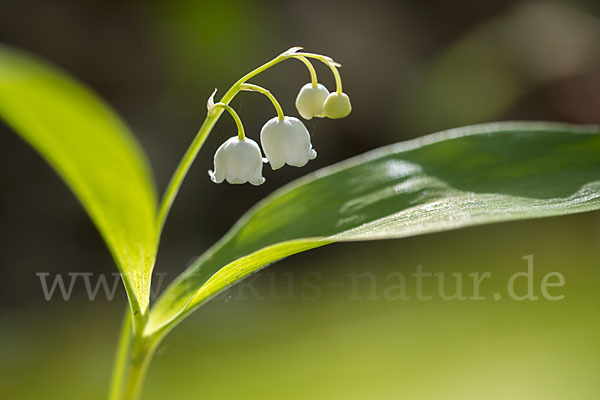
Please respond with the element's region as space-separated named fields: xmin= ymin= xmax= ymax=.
xmin=0 ymin=44 xmax=599 ymax=400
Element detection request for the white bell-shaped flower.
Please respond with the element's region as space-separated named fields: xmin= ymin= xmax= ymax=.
xmin=323 ymin=92 xmax=352 ymax=119
xmin=260 ymin=116 xmax=317 ymax=170
xmin=295 ymin=83 xmax=329 ymax=120
xmin=209 ymin=136 xmax=266 ymax=185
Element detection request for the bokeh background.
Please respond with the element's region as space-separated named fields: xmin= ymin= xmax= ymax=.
xmin=1 ymin=0 xmax=599 ymax=399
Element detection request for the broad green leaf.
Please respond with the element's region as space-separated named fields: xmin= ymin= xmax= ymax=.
xmin=147 ymin=122 xmax=600 ymax=334
xmin=0 ymin=45 xmax=158 ymax=315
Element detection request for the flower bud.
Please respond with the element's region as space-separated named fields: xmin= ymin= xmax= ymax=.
xmin=323 ymin=92 xmax=352 ymax=119
xmin=209 ymin=137 xmax=266 ymax=185
xmin=260 ymin=116 xmax=317 ymax=170
xmin=295 ymin=83 xmax=329 ymax=120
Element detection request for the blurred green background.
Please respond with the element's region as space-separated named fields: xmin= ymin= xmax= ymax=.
xmin=0 ymin=0 xmax=599 ymax=399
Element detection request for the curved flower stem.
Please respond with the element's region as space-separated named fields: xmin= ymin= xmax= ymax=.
xmin=293 ymin=56 xmax=318 ymax=87
xmin=156 ymin=47 xmax=308 ymax=234
xmin=213 ymin=102 xmax=245 ymax=139
xmin=240 ymin=83 xmax=285 ymax=121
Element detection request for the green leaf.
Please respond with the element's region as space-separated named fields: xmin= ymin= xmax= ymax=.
xmin=0 ymin=45 xmax=158 ymax=315
xmin=147 ymin=122 xmax=600 ymax=334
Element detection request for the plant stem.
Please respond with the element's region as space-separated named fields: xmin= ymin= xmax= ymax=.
xmin=121 ymin=334 xmax=158 ymax=400
xmin=109 ymin=309 xmax=160 ymax=400
xmin=156 ymin=111 xmax=222 ymax=234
